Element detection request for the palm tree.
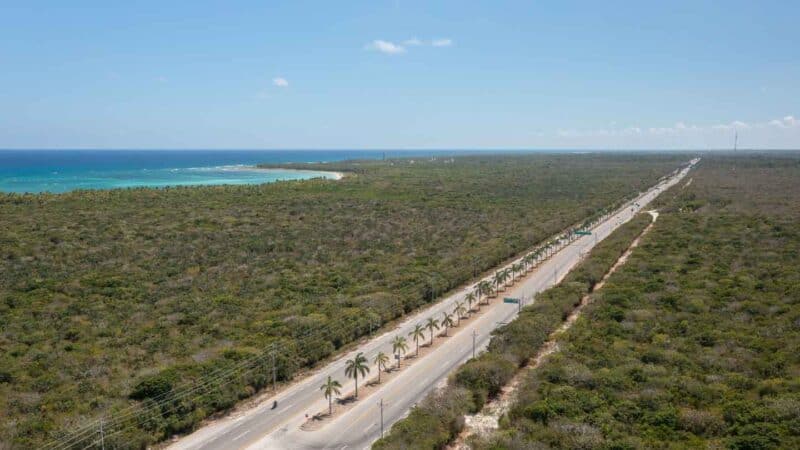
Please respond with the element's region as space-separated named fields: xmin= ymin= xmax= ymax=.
xmin=373 ymin=352 xmax=390 ymax=383
xmin=453 ymin=301 xmax=466 ymax=325
xmin=425 ymin=316 xmax=440 ymax=345
xmin=479 ymin=280 xmax=494 ymax=301
xmin=486 ymin=280 xmax=494 ymax=298
xmin=344 ymin=352 xmax=370 ymax=398
xmin=493 ymin=271 xmax=505 ymax=293
xmin=392 ymin=335 xmax=408 ymax=368
xmin=525 ymin=253 xmax=535 ymax=271
xmin=512 ymin=264 xmax=523 ymax=282
xmin=441 ymin=312 xmax=455 ymax=336
xmin=465 ymin=292 xmax=476 ymax=314
xmin=504 ymin=267 xmax=513 ymax=287
xmin=320 ymin=376 xmax=342 ymax=416
xmin=409 ymin=323 xmax=425 ymax=356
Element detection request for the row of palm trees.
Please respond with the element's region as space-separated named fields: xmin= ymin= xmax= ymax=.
xmin=319 ymin=301 xmax=479 ymax=416
xmin=319 ymin=350 xmax=376 ymax=416
xmin=318 ymin=229 xmax=584 ymax=417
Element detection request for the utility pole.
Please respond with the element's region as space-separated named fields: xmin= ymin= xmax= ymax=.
xmin=271 ymin=351 xmax=277 ymax=391
xmin=99 ymin=418 xmax=105 ymax=450
xmin=378 ymin=398 xmax=385 ymax=438
xmin=472 ymin=330 xmax=477 ymax=359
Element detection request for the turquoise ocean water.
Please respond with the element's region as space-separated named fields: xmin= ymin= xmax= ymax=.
xmin=0 ymin=150 xmax=477 ymax=193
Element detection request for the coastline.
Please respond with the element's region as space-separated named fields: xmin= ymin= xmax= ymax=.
xmin=0 ymin=164 xmax=344 ymax=194
xmin=237 ymin=165 xmax=344 ymax=180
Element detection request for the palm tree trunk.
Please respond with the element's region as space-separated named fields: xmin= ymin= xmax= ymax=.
xmin=329 ymin=397 xmax=332 ymax=415
xmin=355 ymin=375 xmax=358 ymax=398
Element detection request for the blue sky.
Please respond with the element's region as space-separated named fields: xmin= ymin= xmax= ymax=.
xmin=1 ymin=1 xmax=798 ymax=149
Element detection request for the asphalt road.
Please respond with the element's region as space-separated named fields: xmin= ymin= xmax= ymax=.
xmin=169 ymin=159 xmax=697 ymax=450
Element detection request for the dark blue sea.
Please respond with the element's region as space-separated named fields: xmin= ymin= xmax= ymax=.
xmin=0 ymin=149 xmax=488 ymax=193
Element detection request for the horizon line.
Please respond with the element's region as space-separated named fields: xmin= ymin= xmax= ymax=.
xmin=1 ymin=148 xmax=799 ymax=152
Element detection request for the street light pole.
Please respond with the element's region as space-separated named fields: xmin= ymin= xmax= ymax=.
xmin=271 ymin=351 xmax=277 ymax=392
xmin=378 ymin=398 xmax=385 ymax=438
xmin=472 ymin=330 xmax=477 ymax=359
xmin=99 ymin=418 xmax=105 ymax=450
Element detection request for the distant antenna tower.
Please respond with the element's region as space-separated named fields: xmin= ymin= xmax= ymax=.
xmin=734 ymin=129 xmax=738 ymax=151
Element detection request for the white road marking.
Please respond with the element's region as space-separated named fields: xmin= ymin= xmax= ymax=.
xmin=232 ymin=431 xmax=249 ymax=441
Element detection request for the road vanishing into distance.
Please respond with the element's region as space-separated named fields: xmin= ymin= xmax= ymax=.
xmin=169 ymin=159 xmax=698 ymax=450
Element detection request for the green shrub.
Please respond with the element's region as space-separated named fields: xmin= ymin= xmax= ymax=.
xmin=130 ymin=371 xmax=178 ymax=401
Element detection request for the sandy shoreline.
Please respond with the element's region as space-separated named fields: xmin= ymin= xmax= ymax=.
xmin=238 ymin=165 xmax=344 ymax=180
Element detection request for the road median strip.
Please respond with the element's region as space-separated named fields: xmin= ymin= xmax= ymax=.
xmin=300 ymin=236 xmax=568 ymax=430
xmin=373 ymin=213 xmax=656 ymax=450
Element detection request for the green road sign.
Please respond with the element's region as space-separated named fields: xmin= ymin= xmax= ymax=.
xmin=575 ymin=230 xmax=592 ymax=236
xmin=503 ymin=297 xmax=520 ymax=304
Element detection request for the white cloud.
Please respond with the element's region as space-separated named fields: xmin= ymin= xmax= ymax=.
xmin=621 ymin=127 xmax=642 ymax=136
xmin=272 ymin=77 xmax=289 ymax=87
xmin=365 ymin=40 xmax=406 ymax=54
xmin=776 ymin=115 xmax=798 ymax=128
xmin=547 ymin=115 xmax=798 ymax=146
xmin=366 ymin=38 xmax=454 ymax=54
xmin=763 ymin=116 xmax=798 ymax=128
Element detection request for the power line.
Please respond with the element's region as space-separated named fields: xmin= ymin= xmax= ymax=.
xmin=49 ymin=313 xmax=373 ymax=449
